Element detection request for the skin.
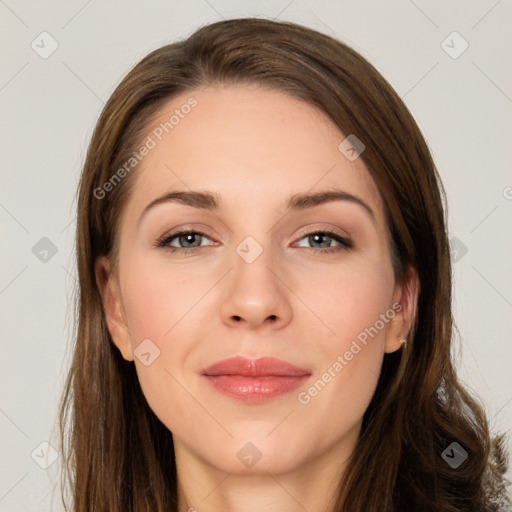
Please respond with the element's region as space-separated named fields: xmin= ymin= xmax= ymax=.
xmin=95 ymin=83 xmax=419 ymax=512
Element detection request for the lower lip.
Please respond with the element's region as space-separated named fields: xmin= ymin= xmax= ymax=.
xmin=203 ymin=375 xmax=310 ymax=403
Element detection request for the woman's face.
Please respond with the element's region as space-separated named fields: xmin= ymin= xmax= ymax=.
xmin=97 ymin=84 xmax=414 ymax=476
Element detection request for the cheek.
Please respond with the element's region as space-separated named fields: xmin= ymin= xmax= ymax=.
xmin=120 ymin=254 xmax=207 ymax=344
xmin=118 ymin=256 xmax=207 ymax=426
xmin=299 ymin=254 xmax=394 ymax=348
xmin=294 ymin=259 xmax=394 ymax=428
xmin=118 ymin=253 xmax=217 ymax=408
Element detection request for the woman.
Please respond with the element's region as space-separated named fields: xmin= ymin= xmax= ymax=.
xmin=59 ymin=17 xmax=510 ymax=511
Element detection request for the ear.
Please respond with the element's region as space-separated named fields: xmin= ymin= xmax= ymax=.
xmin=385 ymin=265 xmax=420 ymax=354
xmin=94 ymin=256 xmax=134 ymax=362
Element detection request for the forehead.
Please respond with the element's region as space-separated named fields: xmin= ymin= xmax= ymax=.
xmin=122 ymin=84 xmax=385 ymax=227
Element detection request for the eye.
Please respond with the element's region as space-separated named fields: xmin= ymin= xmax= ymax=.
xmin=294 ymin=230 xmax=353 ymax=254
xmin=155 ymin=228 xmax=353 ymax=254
xmin=156 ymin=229 xmax=215 ymax=253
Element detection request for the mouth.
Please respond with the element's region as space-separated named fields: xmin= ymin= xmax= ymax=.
xmin=201 ymin=356 xmax=312 ymax=403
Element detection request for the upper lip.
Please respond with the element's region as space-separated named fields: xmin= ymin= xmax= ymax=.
xmin=202 ymin=356 xmax=311 ymax=377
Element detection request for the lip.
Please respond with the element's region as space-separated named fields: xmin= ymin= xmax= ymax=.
xmin=201 ymin=356 xmax=311 ymax=403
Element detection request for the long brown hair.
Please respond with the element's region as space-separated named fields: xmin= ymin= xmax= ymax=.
xmin=59 ymin=17 xmax=510 ymax=511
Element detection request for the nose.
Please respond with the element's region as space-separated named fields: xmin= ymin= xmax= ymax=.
xmin=219 ymin=248 xmax=293 ymax=331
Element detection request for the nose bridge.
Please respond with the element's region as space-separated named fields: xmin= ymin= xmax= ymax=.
xmin=233 ymin=233 xmax=280 ymax=302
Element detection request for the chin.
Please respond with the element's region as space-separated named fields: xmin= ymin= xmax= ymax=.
xmin=213 ymin=450 xmax=305 ymax=476
xmin=194 ymin=434 xmax=311 ymax=476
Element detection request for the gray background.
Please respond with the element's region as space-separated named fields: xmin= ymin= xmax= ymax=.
xmin=1 ymin=0 xmax=511 ymax=510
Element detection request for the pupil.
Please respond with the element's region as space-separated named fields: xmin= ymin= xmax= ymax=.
xmin=183 ymin=234 xmax=198 ymax=246
xmin=312 ymin=234 xmax=327 ymax=247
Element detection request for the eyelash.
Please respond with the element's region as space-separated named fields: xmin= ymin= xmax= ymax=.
xmin=155 ymin=228 xmax=353 ymax=255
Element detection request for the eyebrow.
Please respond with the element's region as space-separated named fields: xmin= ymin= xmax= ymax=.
xmin=138 ymin=188 xmax=375 ymax=225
